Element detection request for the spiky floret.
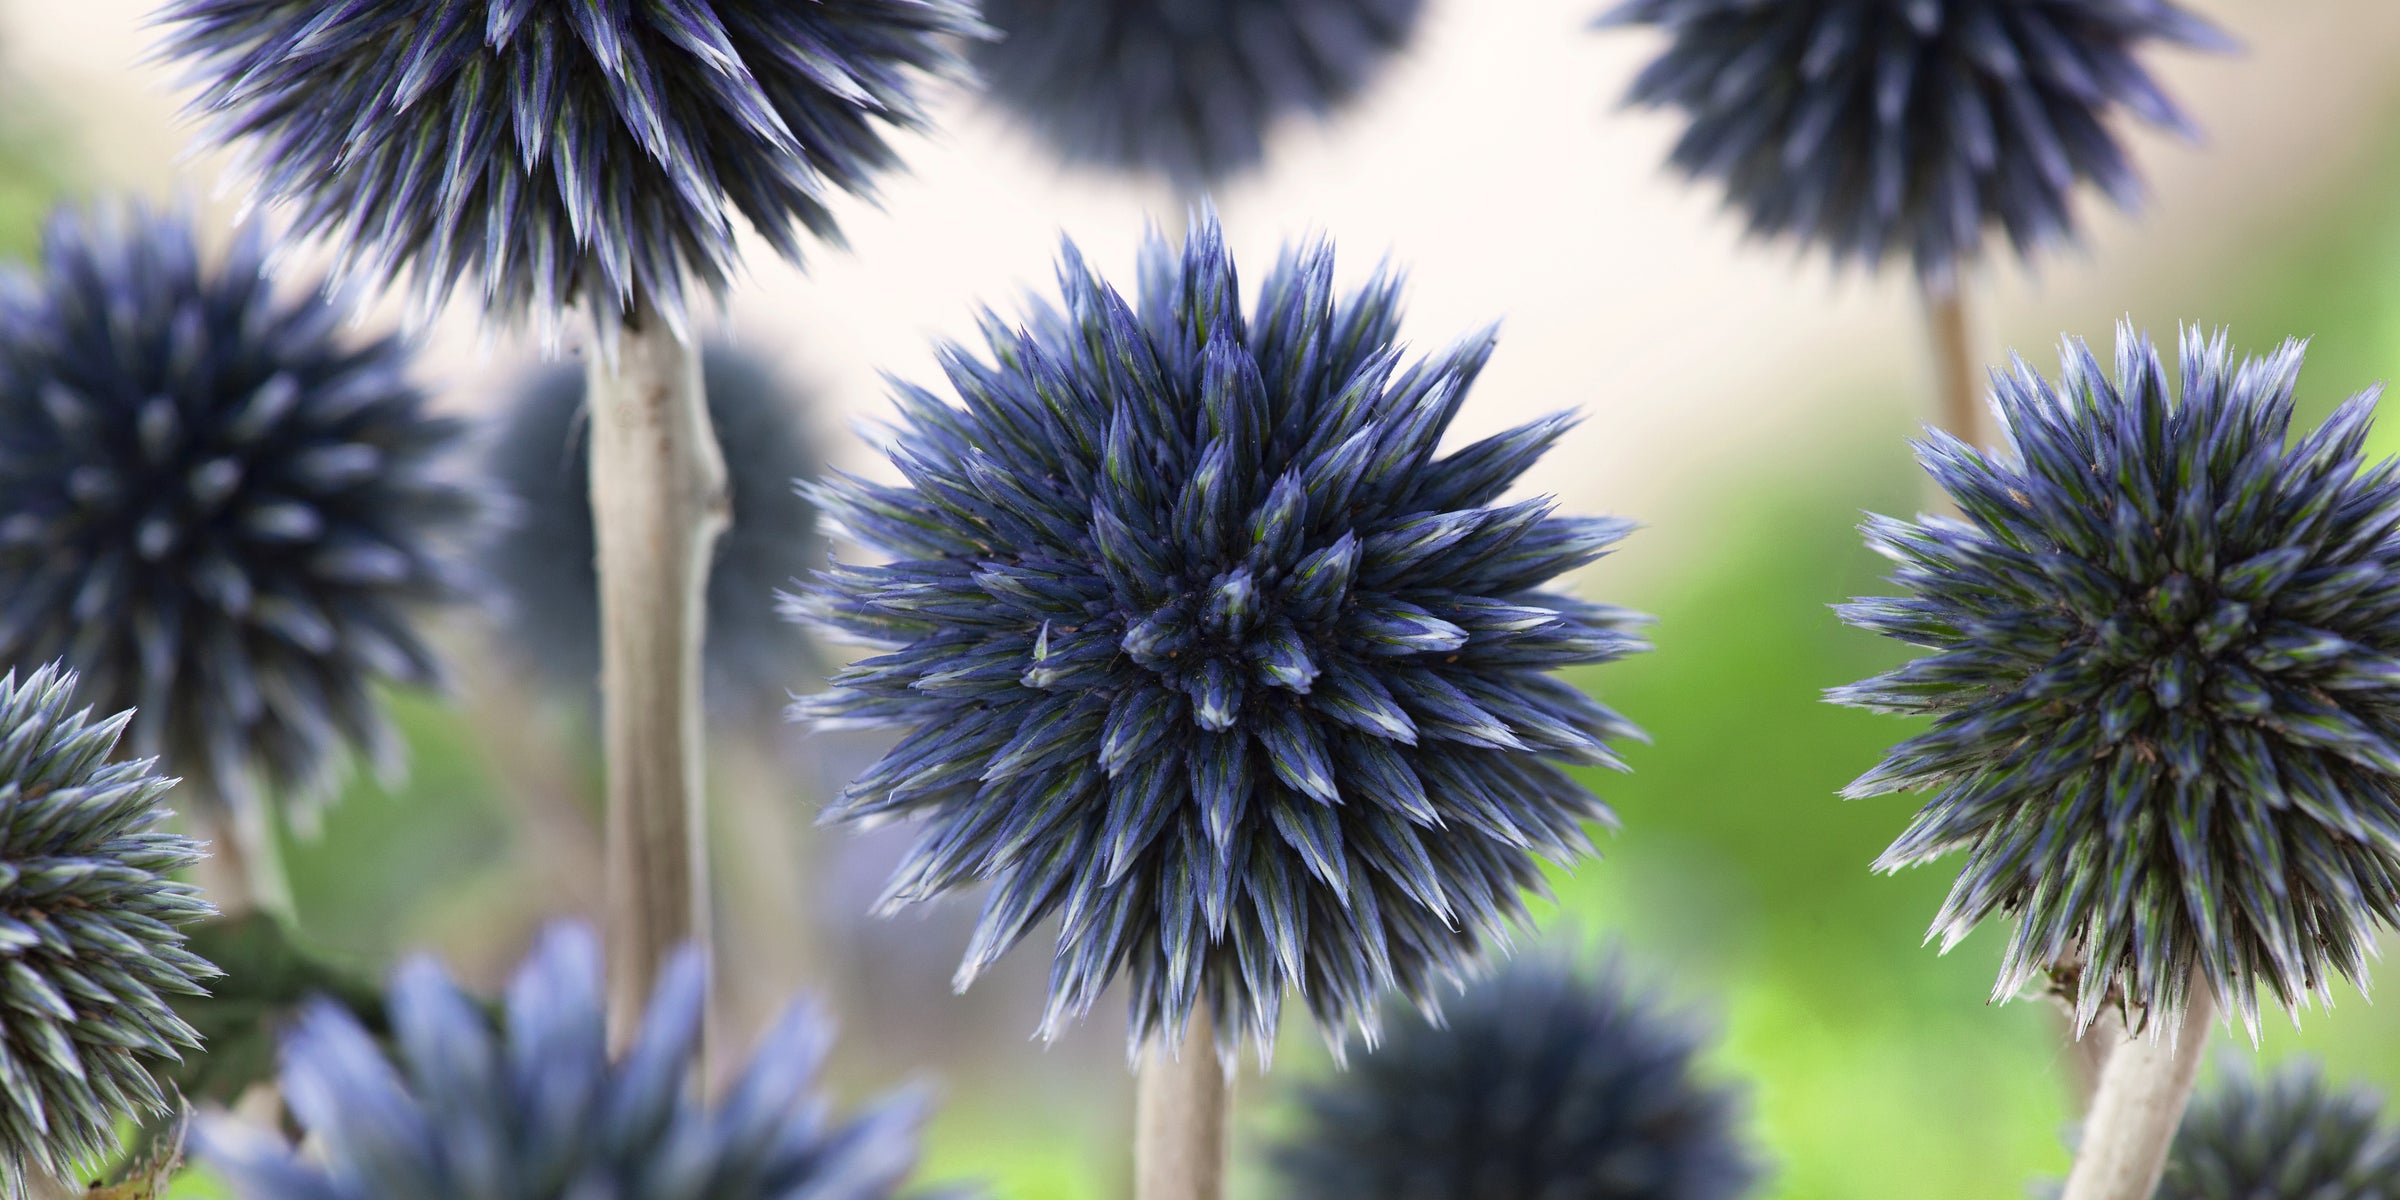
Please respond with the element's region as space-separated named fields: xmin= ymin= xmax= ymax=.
xmin=0 ymin=663 xmax=217 ymax=1196
xmin=482 ymin=344 xmax=822 ymax=722
xmin=1832 ymin=324 xmax=2400 ymax=1035
xmin=789 ymin=215 xmax=1648 ymax=1059
xmin=2147 ymin=1061 xmax=2400 ymax=1200
xmin=1272 ymin=954 xmax=1758 ymax=1200
xmin=157 ymin=0 xmax=982 ymax=343
xmin=974 ymin=0 xmax=1424 ymax=185
xmin=196 ymin=923 xmax=939 ymax=1200
xmin=0 ymin=200 xmax=487 ymax=829
xmin=1597 ymin=0 xmax=2231 ymax=284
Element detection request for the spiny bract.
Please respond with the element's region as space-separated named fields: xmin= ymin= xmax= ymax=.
xmin=0 ymin=663 xmax=216 ymax=1196
xmin=1597 ymin=0 xmax=2231 ymax=283
xmin=1272 ymin=954 xmax=1758 ymax=1200
xmin=2151 ymin=1061 xmax=2400 ymax=1200
xmin=157 ymin=0 xmax=982 ymax=342
xmin=789 ymin=215 xmax=1648 ymax=1059
xmin=1832 ymin=324 xmax=2400 ymax=1035
xmin=0 ymin=200 xmax=486 ymax=830
xmin=482 ymin=343 xmax=822 ymax=723
xmin=197 ymin=923 xmax=941 ymax=1200
xmin=974 ymin=0 xmax=1423 ymax=185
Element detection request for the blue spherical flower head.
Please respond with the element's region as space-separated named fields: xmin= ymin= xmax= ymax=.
xmin=790 ymin=215 xmax=1649 ymax=1059
xmin=2143 ymin=1061 xmax=2400 ymax=1200
xmin=1832 ymin=324 xmax=2400 ymax=1035
xmin=1597 ymin=0 xmax=2233 ymax=284
xmin=975 ymin=0 xmax=1425 ymax=185
xmin=1273 ymin=953 xmax=1759 ymax=1200
xmin=482 ymin=343 xmax=823 ymax=723
xmin=158 ymin=0 xmax=983 ymax=342
xmin=0 ymin=663 xmax=217 ymax=1194
xmin=197 ymin=923 xmax=941 ymax=1200
xmin=0 ymin=200 xmax=489 ymax=830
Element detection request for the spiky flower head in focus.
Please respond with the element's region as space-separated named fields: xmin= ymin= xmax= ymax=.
xmin=1272 ymin=954 xmax=1758 ymax=1200
xmin=2148 ymin=1061 xmax=2400 ymax=1200
xmin=789 ymin=214 xmax=1648 ymax=1060
xmin=157 ymin=0 xmax=983 ymax=344
xmin=0 ymin=663 xmax=217 ymax=1194
xmin=0 ymin=200 xmax=487 ymax=831
xmin=1831 ymin=324 xmax=2400 ymax=1034
xmin=974 ymin=0 xmax=1424 ymax=186
xmin=1596 ymin=0 xmax=2232 ymax=284
xmin=197 ymin=922 xmax=941 ymax=1200
xmin=482 ymin=343 xmax=822 ymax=723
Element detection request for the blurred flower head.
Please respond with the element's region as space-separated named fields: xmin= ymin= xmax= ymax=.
xmin=198 ymin=923 xmax=940 ymax=1200
xmin=2147 ymin=1061 xmax=2400 ymax=1200
xmin=1832 ymin=324 xmax=2400 ymax=1034
xmin=157 ymin=0 xmax=982 ymax=343
xmin=0 ymin=199 xmax=488 ymax=831
xmin=790 ymin=213 xmax=1648 ymax=1060
xmin=1598 ymin=0 xmax=2232 ymax=285
xmin=0 ymin=663 xmax=216 ymax=1193
xmin=974 ymin=0 xmax=1424 ymax=186
xmin=1273 ymin=953 xmax=1759 ymax=1200
xmin=482 ymin=343 xmax=822 ymax=725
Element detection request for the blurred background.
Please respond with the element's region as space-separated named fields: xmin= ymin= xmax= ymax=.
xmin=3 ymin=0 xmax=2398 ymax=1196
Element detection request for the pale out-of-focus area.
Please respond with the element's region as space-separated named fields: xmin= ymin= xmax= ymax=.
xmin=4 ymin=1 xmax=2400 ymax=1197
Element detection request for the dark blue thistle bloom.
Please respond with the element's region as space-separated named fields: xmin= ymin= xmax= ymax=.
xmin=974 ymin=0 xmax=1424 ymax=185
xmin=0 ymin=663 xmax=217 ymax=1194
xmin=0 ymin=200 xmax=488 ymax=829
xmin=197 ymin=922 xmax=944 ymax=1200
xmin=788 ymin=215 xmax=1649 ymax=1058
xmin=157 ymin=0 xmax=983 ymax=342
xmin=1272 ymin=954 xmax=1759 ymax=1200
xmin=482 ymin=343 xmax=822 ymax=723
xmin=1831 ymin=324 xmax=2400 ymax=1034
xmin=2148 ymin=1061 xmax=2400 ymax=1200
xmin=1597 ymin=0 xmax=2232 ymax=283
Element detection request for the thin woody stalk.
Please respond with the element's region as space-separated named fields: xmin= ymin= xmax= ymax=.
xmin=1135 ymin=1009 xmax=1233 ymax=1200
xmin=2060 ymin=981 xmax=2214 ymax=1200
xmin=588 ymin=313 xmax=729 ymax=1053
xmin=1921 ymin=277 xmax=1989 ymax=445
xmin=188 ymin=802 xmax=294 ymax=922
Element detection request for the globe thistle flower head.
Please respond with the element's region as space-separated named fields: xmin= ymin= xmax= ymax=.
xmin=1597 ymin=0 xmax=2234 ymax=285
xmin=0 ymin=199 xmax=490 ymax=831
xmin=789 ymin=213 xmax=1650 ymax=1061
xmin=0 ymin=662 xmax=217 ymax=1194
xmin=1831 ymin=323 xmax=2400 ymax=1036
xmin=157 ymin=0 xmax=985 ymax=345
xmin=482 ymin=343 xmax=823 ymax=723
xmin=197 ymin=922 xmax=940 ymax=1200
xmin=974 ymin=0 xmax=1425 ymax=186
xmin=1272 ymin=954 xmax=1759 ymax=1200
xmin=2151 ymin=1061 xmax=2400 ymax=1200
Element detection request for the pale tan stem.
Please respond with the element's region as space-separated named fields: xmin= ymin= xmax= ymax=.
xmin=2060 ymin=982 xmax=2215 ymax=1200
xmin=25 ymin=1161 xmax=81 ymax=1200
xmin=186 ymin=800 xmax=293 ymax=923
xmin=588 ymin=318 xmax=728 ymax=1054
xmin=1135 ymin=1009 xmax=1233 ymax=1200
xmin=2052 ymin=1000 xmax=2126 ymax=1108
xmin=1921 ymin=279 xmax=1990 ymax=446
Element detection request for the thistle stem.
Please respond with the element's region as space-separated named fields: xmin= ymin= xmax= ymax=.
xmin=26 ymin=1161 xmax=81 ymax=1200
xmin=588 ymin=316 xmax=728 ymax=1053
xmin=2059 ymin=982 xmax=2214 ymax=1200
xmin=1135 ymin=1009 xmax=1233 ymax=1200
xmin=1921 ymin=278 xmax=1989 ymax=445
xmin=188 ymin=801 xmax=294 ymax=923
